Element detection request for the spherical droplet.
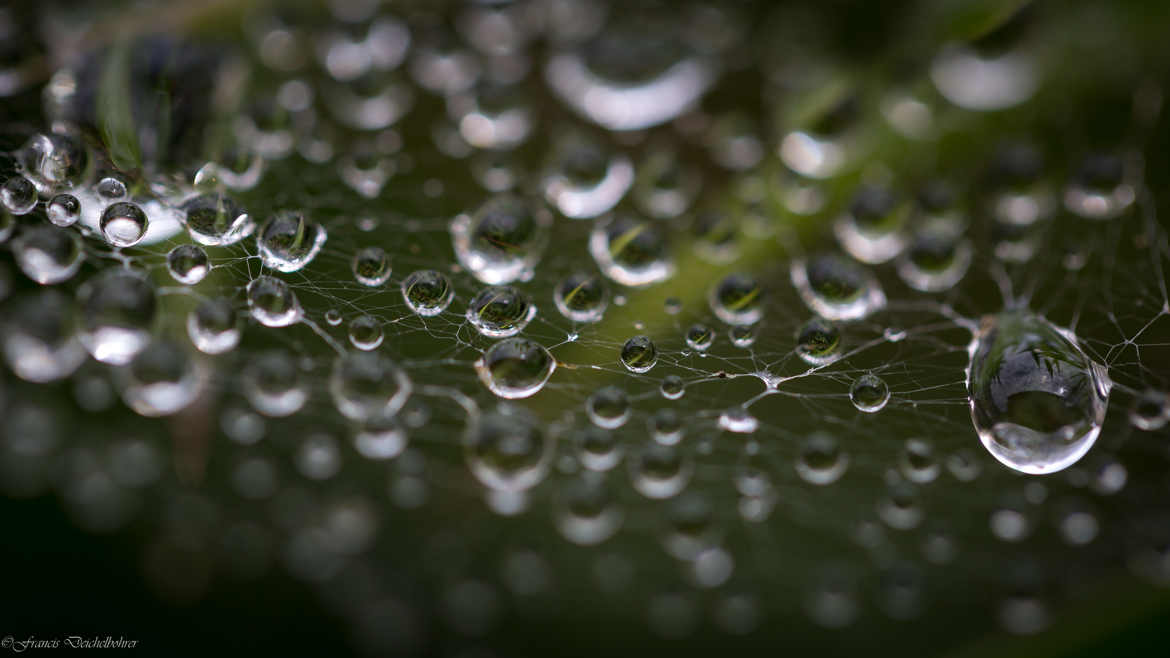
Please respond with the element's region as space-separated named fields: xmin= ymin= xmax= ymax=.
xmin=1 ymin=175 xmax=37 ymax=215
xmin=120 ymin=340 xmax=203 ymax=417
xmin=556 ymin=476 xmax=623 ymax=545
xmin=553 ymin=271 xmax=608 ymax=322
xmin=330 ymin=351 xmax=412 ymax=421
xmin=796 ymin=433 xmax=849 ymax=485
xmin=352 ymin=246 xmax=392 ymax=286
xmin=728 ymin=325 xmax=758 ymax=348
xmin=475 ymin=337 xmax=556 ymax=399
xmin=182 ymin=193 xmax=253 ymax=246
xmin=685 ymin=324 xmax=715 ymax=351
xmin=577 ymin=426 xmax=622 ymax=472
xmin=660 ymin=375 xmax=685 ymax=400
xmin=246 ymin=276 xmax=302 ymax=327
xmin=401 ymin=269 xmax=454 ymax=317
xmin=795 ymin=318 xmax=841 ymax=365
xmin=590 ymin=214 xmax=674 ymax=286
xmin=630 ymin=442 xmax=691 ymax=499
xmin=718 ymin=408 xmax=759 ymax=433
xmin=897 ymin=220 xmax=972 ymax=293
xmin=620 ymin=335 xmax=657 ymax=373
xmin=47 ymin=194 xmax=81 ymax=227
xmin=900 ymin=439 xmax=939 ymax=484
xmin=166 ymin=244 xmax=210 ymax=285
xmin=1130 ymin=390 xmax=1170 ymax=431
xmin=586 ymin=386 xmax=631 ymax=429
xmin=76 ymin=269 xmax=157 ymax=365
xmin=967 ymin=310 xmax=1111 ymax=474
xmin=187 ymin=297 xmax=240 ymax=355
xmin=466 ymin=285 xmax=536 ymax=338
xmin=1 ymin=290 xmax=87 ymax=383
xmin=257 ymin=210 xmax=327 ymax=272
xmin=709 ymin=273 xmax=763 ymax=326
xmin=850 ymin=374 xmax=890 ymax=413
xmin=243 ymin=351 xmax=308 ymax=417
xmin=465 ymin=407 xmax=551 ymax=493
xmin=348 ymin=314 xmax=385 ymax=351
xmin=12 ymin=225 xmax=83 ymax=284
xmin=451 ymin=195 xmax=549 ymax=284
xmin=791 ymin=253 xmax=885 ymax=321
xmin=100 ymin=201 xmax=149 ymax=247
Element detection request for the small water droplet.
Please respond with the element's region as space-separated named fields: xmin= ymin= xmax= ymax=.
xmin=792 ymin=253 xmax=885 ymax=321
xmin=475 ymin=337 xmax=556 ymax=399
xmin=590 ymin=214 xmax=674 ymax=286
xmin=330 ymin=351 xmax=412 ymax=421
xmin=553 ymin=271 xmax=608 ymax=322
xmin=187 ymin=297 xmax=240 ymax=355
xmin=586 ymin=386 xmax=631 ymax=429
xmin=466 ymin=285 xmax=536 ymax=337
xmin=77 ymin=269 xmax=156 ymax=365
xmin=257 ymin=210 xmax=327 ymax=272
xmin=348 ymin=314 xmax=385 ymax=350
xmin=100 ymin=202 xmax=149 ymax=247
xmin=465 ymin=406 xmax=551 ymax=493
xmin=246 ymin=276 xmax=302 ymax=327
xmin=620 ymin=335 xmax=658 ymax=373
xmin=796 ymin=433 xmax=849 ymax=485
xmin=401 ymin=269 xmax=454 ymax=317
xmin=166 ymin=244 xmax=210 ymax=285
xmin=47 ymin=194 xmax=81 ymax=227
xmin=850 ymin=374 xmax=890 ymax=413
xmin=352 ymin=246 xmax=392 ymax=286
xmin=795 ymin=318 xmax=841 ymax=365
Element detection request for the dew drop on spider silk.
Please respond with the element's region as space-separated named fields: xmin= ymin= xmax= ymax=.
xmin=100 ymin=201 xmax=149 ymax=248
xmin=167 ymin=244 xmax=210 ymax=285
xmin=791 ymin=253 xmax=885 ymax=321
xmin=12 ymin=225 xmax=83 ymax=285
xmin=466 ymin=285 xmax=536 ymax=338
xmin=554 ymin=271 xmax=608 ymax=322
xmin=475 ymin=337 xmax=556 ymax=399
xmin=452 ymin=195 xmax=549 ymax=285
xmin=187 ymin=297 xmax=240 ymax=355
xmin=246 ymin=276 xmax=303 ymax=327
xmin=76 ymin=269 xmax=157 ymax=366
xmin=465 ymin=406 xmax=551 ymax=493
xmin=348 ymin=314 xmax=384 ymax=351
xmin=850 ymin=374 xmax=890 ymax=413
xmin=586 ymin=386 xmax=631 ymax=429
xmin=352 ymin=246 xmax=391 ymax=286
xmin=402 ymin=269 xmax=454 ymax=317
xmin=620 ymin=335 xmax=657 ymax=373
xmin=795 ymin=317 xmax=841 ymax=365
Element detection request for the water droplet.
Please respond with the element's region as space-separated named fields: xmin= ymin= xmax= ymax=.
xmin=354 ymin=414 xmax=408 ymax=460
xmin=1 ymin=290 xmax=87 ymax=383
xmin=709 ymin=273 xmax=762 ymax=325
xmin=297 ymin=434 xmax=342 ymax=480
xmin=100 ymin=201 xmax=149 ymax=247
xmin=660 ymin=375 xmax=685 ymax=399
xmin=620 ymin=335 xmax=657 ymax=373
xmin=47 ymin=194 xmax=81 ymax=227
xmin=791 ymin=253 xmax=885 ymax=321
xmin=243 ymin=351 xmax=308 ymax=417
xmin=650 ymin=409 xmax=684 ymax=445
xmin=728 ymin=325 xmax=758 ymax=348
xmin=834 ymin=186 xmax=909 ymax=264
xmin=577 ymin=427 xmax=622 ymax=472
xmin=257 ymin=210 xmax=326 ymax=272
xmin=1063 ymin=152 xmax=1136 ymax=220
xmin=631 ymin=441 xmax=691 ymax=499
xmin=187 ymin=297 xmax=240 ymax=355
xmin=76 ymin=269 xmax=156 ymax=365
xmin=796 ymin=433 xmax=849 ymax=485
xmin=1 ymin=176 xmax=37 ymax=215
xmin=181 ymin=193 xmax=253 ymax=246
xmin=1130 ymin=390 xmax=1170 ymax=431
xmin=967 ymin=310 xmax=1111 ymax=475
xmin=166 ymin=244 xmax=210 ymax=285
xmin=718 ymin=408 xmax=759 ymax=433
xmin=556 ymin=475 xmax=622 ymax=545
xmin=897 ymin=219 xmax=972 ymax=293
xmin=451 ymin=195 xmax=549 ymax=284
xmin=663 ymin=493 xmax=718 ymax=559
xmin=12 ymin=225 xmax=83 ymax=284
xmin=96 ymin=176 xmax=127 ymax=201
xmin=850 ymin=374 xmax=890 ymax=413
xmin=17 ymin=132 xmax=87 ymax=189
xmin=795 ymin=318 xmax=841 ymax=365
xmin=465 ymin=407 xmax=551 ymax=493
xmin=900 ymin=439 xmax=939 ymax=484
xmin=401 ymin=269 xmax=454 ymax=317
xmin=246 ymin=276 xmax=302 ymax=327
xmin=466 ymin=285 xmax=536 ymax=337
xmin=324 ymin=309 xmax=343 ymax=326
xmin=348 ymin=315 xmax=385 ymax=350
xmin=634 ymin=149 xmax=701 ymax=219
xmin=685 ymin=324 xmax=715 ymax=351
xmin=120 ymin=340 xmax=203 ymax=417
xmin=352 ymin=246 xmax=392 ymax=286
xmin=553 ymin=271 xmax=608 ymax=322
xmin=586 ymin=386 xmax=630 ymax=429
xmin=329 ymin=351 xmax=412 ymax=422
xmin=930 ymin=44 xmax=1036 ymax=111
xmin=590 ymin=214 xmax=674 ymax=286
xmin=475 ymin=337 xmax=556 ymax=399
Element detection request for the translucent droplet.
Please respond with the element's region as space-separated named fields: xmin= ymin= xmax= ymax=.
xmin=330 ymin=351 xmax=412 ymax=422
xmin=631 ymin=442 xmax=691 ymax=499
xmin=181 ymin=194 xmax=253 ymax=246
xmin=475 ymin=338 xmax=556 ymax=399
xmin=166 ymin=244 xmax=210 ymax=285
xmin=718 ymin=408 xmax=759 ymax=433
xmin=663 ymin=493 xmax=718 ymax=559
xmin=451 ymin=196 xmax=549 ymax=284
xmin=967 ymin=310 xmax=1111 ymax=475
xmin=1130 ymin=390 xmax=1170 ymax=431
xmin=120 ymin=340 xmax=203 ymax=417
xmin=12 ymin=225 xmax=83 ymax=284
xmin=99 ymin=201 xmax=150 ymax=248
xmin=728 ymin=325 xmax=758 ymax=348
xmin=47 ymin=194 xmax=81 ymax=227
xmin=466 ymin=285 xmax=536 ymax=337
xmin=795 ymin=318 xmax=841 ymax=365
xmin=556 ymin=475 xmax=623 ymax=545
xmin=634 ymin=149 xmax=701 ymax=219
xmin=685 ymin=324 xmax=715 ymax=351
xmin=586 ymin=386 xmax=630 ymax=429
xmin=96 ymin=176 xmax=127 ymax=201
xmin=401 ymin=270 xmax=454 ymax=317
xmin=354 ymin=414 xmax=408 ymax=460
xmin=348 ymin=315 xmax=385 ymax=351
xmin=709 ymin=273 xmax=763 ymax=326
xmin=553 ymin=271 xmax=608 ymax=322
xmin=246 ymin=276 xmax=302 ymax=327
xmin=930 ymin=44 xmax=1036 ymax=111
xmin=297 ymin=434 xmax=342 ymax=480
xmin=650 ymin=409 xmax=684 ymax=445
xmin=543 ymin=138 xmax=634 ymax=219
xmin=17 ymin=132 xmax=87 ymax=189
xmin=1 ymin=175 xmax=37 ymax=215
xmin=352 ymin=246 xmax=391 ymax=286
xmin=187 ymin=297 xmax=240 ymax=355
xmin=1 ymin=290 xmax=87 ymax=383
xmin=620 ymin=335 xmax=657 ymax=373
xmin=660 ymin=375 xmax=685 ymax=400
xmin=834 ymin=186 xmax=909 ymax=264
xmin=324 ymin=309 xmax=343 ymax=326
xmin=1063 ymin=153 xmax=1135 ymax=220
xmin=796 ymin=433 xmax=849 ymax=485
xmin=590 ymin=214 xmax=674 ymax=286
xmin=76 ymin=269 xmax=157 ymax=365
xmin=850 ymin=374 xmax=890 ymax=413
xmin=465 ymin=407 xmax=551 ymax=493
xmin=900 ymin=439 xmax=939 ymax=484
xmin=257 ymin=210 xmax=326 ymax=272
xmin=791 ymin=254 xmax=886 ymax=321
xmin=243 ymin=351 xmax=308 ymax=417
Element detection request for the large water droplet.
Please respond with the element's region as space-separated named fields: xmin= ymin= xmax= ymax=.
xmin=47 ymin=194 xmax=81 ymax=227
xmin=100 ymin=202 xmax=149 ymax=247
xmin=352 ymin=246 xmax=392 ymax=286
xmin=243 ymin=351 xmax=308 ymax=417
xmin=967 ymin=310 xmax=1112 ymax=475
xmin=1 ymin=290 xmax=87 ymax=382
xmin=466 ymin=285 xmax=536 ymax=337
xmin=834 ymin=186 xmax=909 ymax=264
xmin=76 ymin=269 xmax=157 ymax=365
xmin=1 ymin=175 xmax=37 ymax=215
xmin=543 ymin=138 xmax=634 ymax=219
xmin=630 ymin=441 xmax=691 ymax=499
xmin=12 ymin=225 xmax=83 ymax=284
xmin=590 ymin=214 xmax=674 ymax=286
xmin=791 ymin=253 xmax=886 ymax=321
xmin=795 ymin=317 xmax=841 ymax=365
xmin=620 ymin=335 xmax=657 ymax=373
xmin=187 ymin=297 xmax=240 ymax=355
xmin=347 ymin=315 xmax=384 ymax=351
xmin=709 ymin=273 xmax=763 ymax=326
xmin=452 ymin=195 xmax=549 ymax=284
xmin=586 ymin=386 xmax=631 ymax=429
xmin=556 ymin=475 xmax=622 ymax=545
xmin=166 ymin=244 xmax=210 ymax=285
xmin=119 ymin=340 xmax=204 ymax=417
xmin=246 ymin=276 xmax=302 ymax=327
xmin=401 ymin=269 xmax=454 ymax=317
xmin=181 ymin=193 xmax=253 ymax=246
xmin=465 ymin=406 xmax=551 ymax=493
xmin=796 ymin=433 xmax=849 ymax=485
xmin=257 ymin=210 xmax=327 ymax=272
xmin=330 ymin=351 xmax=412 ymax=421
xmin=475 ymin=337 xmax=556 ymax=399
xmin=850 ymin=374 xmax=890 ymax=413
xmin=553 ymin=271 xmax=608 ymax=322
